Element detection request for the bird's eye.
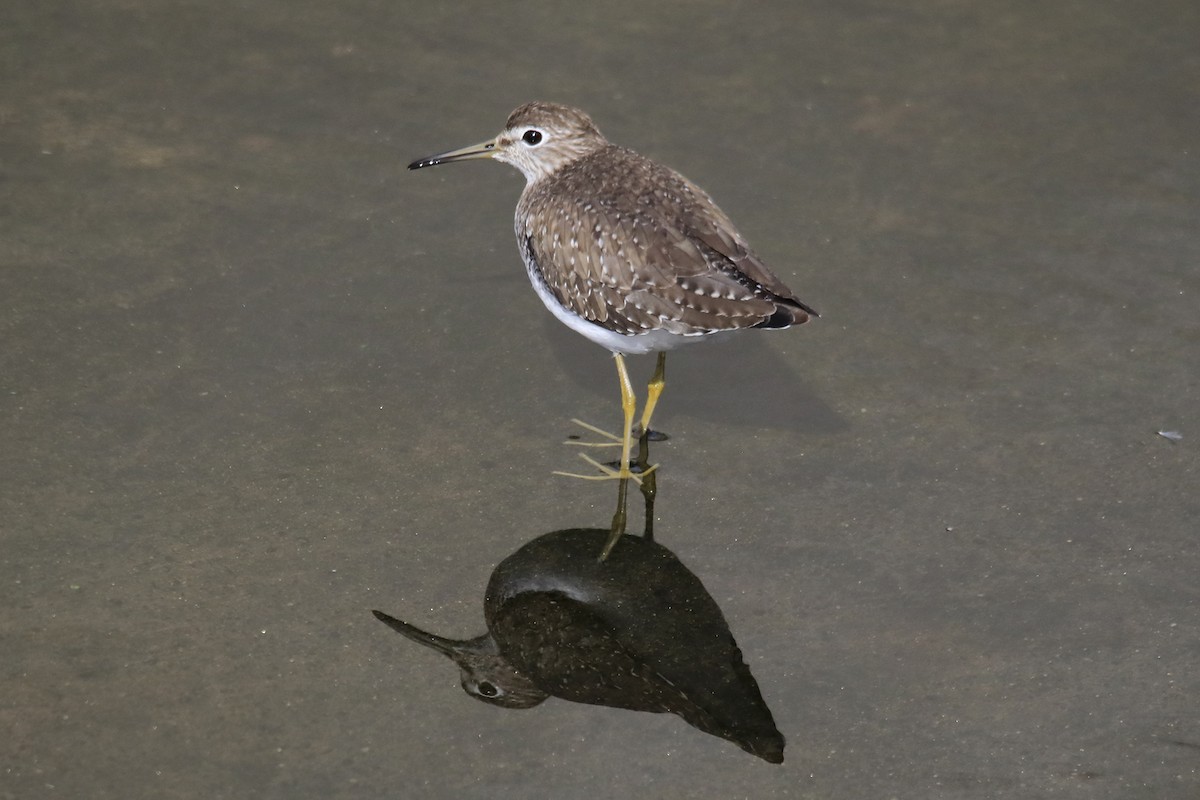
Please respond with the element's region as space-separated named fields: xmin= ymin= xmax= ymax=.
xmin=477 ymin=681 xmax=499 ymax=697
xmin=522 ymin=129 xmax=543 ymax=146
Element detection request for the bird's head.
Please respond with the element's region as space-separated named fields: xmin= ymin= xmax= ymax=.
xmin=408 ymin=101 xmax=609 ymax=184
xmin=372 ymin=609 xmax=547 ymax=709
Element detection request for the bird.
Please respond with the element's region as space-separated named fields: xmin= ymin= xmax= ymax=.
xmin=372 ymin=527 xmax=785 ymax=763
xmin=408 ymin=102 xmax=817 ymax=480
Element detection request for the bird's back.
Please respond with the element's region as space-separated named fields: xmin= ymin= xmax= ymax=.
xmin=484 ymin=529 xmax=786 ymax=762
xmin=516 ymin=145 xmax=814 ymax=341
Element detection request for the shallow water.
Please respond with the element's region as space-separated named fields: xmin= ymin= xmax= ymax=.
xmin=3 ymin=1 xmax=1198 ymax=797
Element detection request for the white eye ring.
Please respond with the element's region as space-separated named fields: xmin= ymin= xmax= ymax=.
xmin=521 ymin=129 xmax=544 ymax=146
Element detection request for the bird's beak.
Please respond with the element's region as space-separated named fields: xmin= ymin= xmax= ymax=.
xmin=408 ymin=137 xmax=498 ymax=170
xmin=372 ymin=609 xmax=465 ymax=658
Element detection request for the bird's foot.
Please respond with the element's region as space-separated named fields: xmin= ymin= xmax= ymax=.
xmin=563 ymin=418 xmax=669 ymax=446
xmin=553 ymin=452 xmax=658 ymax=485
xmin=563 ymin=418 xmax=622 ymax=447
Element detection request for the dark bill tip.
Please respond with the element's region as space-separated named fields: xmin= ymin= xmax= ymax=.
xmin=407 ymin=140 xmax=497 ymax=171
xmin=407 ymin=157 xmax=439 ymax=171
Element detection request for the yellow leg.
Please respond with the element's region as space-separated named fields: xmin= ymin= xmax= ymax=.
xmin=615 ymin=352 xmax=637 ymax=477
xmin=553 ymin=353 xmax=658 ymax=484
xmin=598 ymin=425 xmax=660 ymax=561
xmin=639 ymin=352 xmax=667 ymax=434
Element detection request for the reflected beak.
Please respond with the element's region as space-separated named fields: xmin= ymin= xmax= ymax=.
xmin=371 ymin=609 xmax=465 ymax=658
xmin=408 ymin=137 xmax=498 ymax=170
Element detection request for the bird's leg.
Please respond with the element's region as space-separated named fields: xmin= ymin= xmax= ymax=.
xmin=636 ymin=428 xmax=657 ymax=541
xmin=638 ymin=352 xmax=667 ymax=438
xmin=566 ymin=352 xmax=672 ymax=448
xmin=599 ymin=423 xmax=658 ymax=559
xmin=598 ymin=473 xmax=631 ymax=562
xmin=554 ymin=354 xmax=657 ymax=483
xmin=614 ymin=352 xmax=637 ymax=476
xmin=565 ymin=352 xmax=668 ymax=446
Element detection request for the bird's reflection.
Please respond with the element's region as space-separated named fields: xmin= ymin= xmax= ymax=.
xmin=372 ymin=436 xmax=785 ymax=763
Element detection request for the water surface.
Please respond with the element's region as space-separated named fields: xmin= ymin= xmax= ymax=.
xmin=2 ymin=1 xmax=1197 ymax=797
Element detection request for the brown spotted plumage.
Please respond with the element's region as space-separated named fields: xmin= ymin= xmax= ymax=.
xmin=409 ymin=102 xmax=817 ymax=479
xmin=517 ymin=140 xmax=815 ymax=345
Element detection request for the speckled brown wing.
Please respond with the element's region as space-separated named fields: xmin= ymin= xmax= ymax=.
xmin=516 ymin=145 xmax=814 ymax=338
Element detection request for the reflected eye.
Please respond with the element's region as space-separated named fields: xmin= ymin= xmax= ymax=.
xmin=522 ymin=129 xmax=543 ymax=146
xmin=477 ymin=681 xmax=499 ymax=697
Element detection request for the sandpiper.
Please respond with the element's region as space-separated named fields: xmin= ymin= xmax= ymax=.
xmin=409 ymin=102 xmax=816 ymax=480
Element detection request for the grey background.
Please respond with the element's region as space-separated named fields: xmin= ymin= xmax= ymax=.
xmin=3 ymin=1 xmax=1197 ymax=797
